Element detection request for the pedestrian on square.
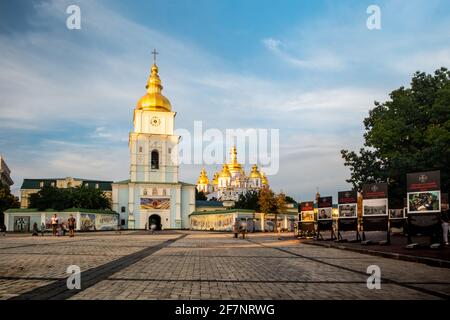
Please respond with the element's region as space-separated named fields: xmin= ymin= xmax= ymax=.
xmin=240 ymin=221 xmax=247 ymax=239
xmin=67 ymin=214 xmax=76 ymax=238
xmin=1 ymin=223 xmax=7 ymax=236
xmin=32 ymin=222 xmax=39 ymax=236
xmin=277 ymin=221 xmax=282 ymax=240
xmin=441 ymin=204 xmax=449 ymax=246
xmin=51 ymin=214 xmax=59 ymax=236
xmin=40 ymin=222 xmax=46 ymax=236
xmin=232 ymin=221 xmax=239 ymax=239
xmin=150 ymin=223 xmax=156 ymax=234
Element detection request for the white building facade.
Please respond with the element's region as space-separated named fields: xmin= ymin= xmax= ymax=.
xmin=112 ymin=61 xmax=195 ymax=230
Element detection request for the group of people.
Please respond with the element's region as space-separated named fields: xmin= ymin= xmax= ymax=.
xmin=30 ymin=214 xmax=76 ymax=237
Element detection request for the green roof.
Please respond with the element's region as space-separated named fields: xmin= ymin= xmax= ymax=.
xmin=113 ymin=179 xmax=195 ymax=187
xmin=5 ymin=208 xmax=118 ymax=215
xmin=190 ymin=209 xmax=255 ymax=216
xmin=21 ymin=178 xmax=113 ymax=191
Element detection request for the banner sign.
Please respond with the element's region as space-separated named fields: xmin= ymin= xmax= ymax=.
xmin=140 ymin=197 xmax=171 ymax=210
xmin=362 ymin=183 xmax=388 ymax=199
xmin=317 ymin=196 xmax=332 ymax=220
xmin=300 ymin=201 xmax=314 ymax=222
xmin=407 ymin=171 xmax=441 ymax=214
xmin=407 ymin=171 xmax=440 ymax=192
xmin=338 ymin=191 xmax=357 ymax=204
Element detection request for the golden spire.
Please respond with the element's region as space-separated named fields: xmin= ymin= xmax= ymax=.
xmin=227 ymin=146 xmax=242 ymax=173
xmin=136 ymin=50 xmax=172 ymax=112
xmin=197 ymin=168 xmax=209 ymax=185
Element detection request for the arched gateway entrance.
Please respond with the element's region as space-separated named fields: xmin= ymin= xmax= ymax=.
xmin=148 ymin=214 xmax=161 ymax=230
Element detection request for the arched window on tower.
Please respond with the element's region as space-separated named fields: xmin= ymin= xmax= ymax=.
xmin=151 ymin=150 xmax=159 ymax=169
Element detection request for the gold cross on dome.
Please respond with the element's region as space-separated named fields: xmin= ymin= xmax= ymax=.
xmin=152 ymin=49 xmax=159 ymax=64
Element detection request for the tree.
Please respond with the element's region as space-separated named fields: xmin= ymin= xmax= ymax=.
xmin=195 ymin=189 xmax=207 ymax=201
xmin=258 ymin=187 xmax=277 ymax=231
xmin=341 ymin=68 xmax=450 ymax=206
xmin=275 ymin=192 xmax=287 ymax=231
xmin=0 ymin=182 xmax=20 ymax=225
xmin=285 ymin=196 xmax=297 ymax=204
xmin=29 ymin=185 xmax=111 ymax=211
xmin=233 ymin=190 xmax=260 ymax=211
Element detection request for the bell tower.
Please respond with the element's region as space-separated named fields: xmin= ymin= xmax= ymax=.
xmin=129 ymin=51 xmax=179 ymax=183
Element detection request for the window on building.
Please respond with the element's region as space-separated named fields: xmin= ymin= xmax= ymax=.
xmin=40 ymin=181 xmax=44 ymax=188
xmin=121 ymin=206 xmax=126 ymax=213
xmin=162 ymin=189 xmax=167 ymax=196
xmin=95 ymin=183 xmax=99 ymax=189
xmin=51 ymin=182 xmax=55 ymax=187
xmin=151 ymin=150 xmax=159 ymax=169
xmin=152 ymin=188 xmax=158 ymax=196
xmin=143 ymin=189 xmax=147 ymax=196
xmin=139 ymin=146 xmax=143 ymax=153
xmin=168 ymin=148 xmax=171 ymax=154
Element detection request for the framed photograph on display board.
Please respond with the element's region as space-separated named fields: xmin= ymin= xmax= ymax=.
xmin=407 ymin=171 xmax=441 ymax=214
xmin=363 ymin=198 xmax=388 ymax=216
xmin=338 ymin=191 xmax=358 ymax=218
xmin=317 ymin=197 xmax=332 ymax=220
xmin=388 ymin=209 xmax=405 ymax=219
xmin=300 ymin=201 xmax=314 ymax=222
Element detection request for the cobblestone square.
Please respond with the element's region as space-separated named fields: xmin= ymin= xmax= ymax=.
xmin=0 ymin=231 xmax=449 ymax=300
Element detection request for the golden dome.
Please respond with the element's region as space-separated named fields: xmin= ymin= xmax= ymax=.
xmin=136 ymin=64 xmax=172 ymax=112
xmin=220 ymin=164 xmax=231 ymax=178
xmin=227 ymin=146 xmax=242 ymax=173
xmin=197 ymin=168 xmax=209 ymax=185
xmin=249 ymin=164 xmax=261 ymax=179
xmin=261 ymin=172 xmax=269 ymax=186
xmin=212 ymin=172 xmax=219 ymax=185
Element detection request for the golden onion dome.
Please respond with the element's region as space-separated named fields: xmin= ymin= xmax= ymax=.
xmin=212 ymin=172 xmax=219 ymax=185
xmin=249 ymin=164 xmax=261 ymax=179
xmin=136 ymin=64 xmax=172 ymax=112
xmin=261 ymin=172 xmax=269 ymax=186
xmin=220 ymin=164 xmax=231 ymax=178
xmin=197 ymin=168 xmax=209 ymax=185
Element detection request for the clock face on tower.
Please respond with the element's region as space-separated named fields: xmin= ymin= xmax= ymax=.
xmin=151 ymin=116 xmax=161 ymax=127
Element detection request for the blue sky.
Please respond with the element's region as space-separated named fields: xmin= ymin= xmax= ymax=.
xmin=1 ymin=0 xmax=449 ymax=200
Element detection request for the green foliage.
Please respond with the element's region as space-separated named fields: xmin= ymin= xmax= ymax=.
xmin=0 ymin=182 xmax=20 ymax=224
xmin=195 ymin=189 xmax=207 ymax=201
xmin=28 ymin=185 xmax=111 ymax=211
xmin=233 ymin=190 xmax=260 ymax=211
xmin=258 ymin=187 xmax=278 ymax=214
xmin=341 ymin=68 xmax=450 ymax=205
xmin=285 ymin=195 xmax=297 ymax=204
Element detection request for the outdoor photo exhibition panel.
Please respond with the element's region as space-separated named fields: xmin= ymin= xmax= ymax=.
xmin=362 ymin=183 xmax=389 ymax=243
xmin=337 ymin=190 xmax=360 ymax=241
xmin=298 ymin=201 xmax=315 ymax=237
xmin=317 ymin=196 xmax=334 ymax=240
xmin=406 ymin=170 xmax=441 ymax=245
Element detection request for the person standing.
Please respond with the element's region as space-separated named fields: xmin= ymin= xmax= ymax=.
xmin=240 ymin=221 xmax=247 ymax=239
xmin=51 ymin=214 xmax=59 ymax=237
xmin=232 ymin=221 xmax=239 ymax=239
xmin=67 ymin=214 xmax=76 ymax=238
xmin=441 ymin=204 xmax=449 ymax=246
xmin=0 ymin=223 xmax=6 ymax=236
xmin=40 ymin=222 xmax=46 ymax=236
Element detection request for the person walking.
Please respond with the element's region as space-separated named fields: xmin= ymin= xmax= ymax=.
xmin=32 ymin=222 xmax=39 ymax=236
xmin=277 ymin=221 xmax=282 ymax=240
xmin=51 ymin=214 xmax=59 ymax=237
xmin=150 ymin=223 xmax=157 ymax=234
xmin=232 ymin=221 xmax=239 ymax=239
xmin=441 ymin=205 xmax=449 ymax=246
xmin=67 ymin=214 xmax=76 ymax=237
xmin=40 ymin=222 xmax=46 ymax=236
xmin=1 ymin=223 xmax=7 ymax=236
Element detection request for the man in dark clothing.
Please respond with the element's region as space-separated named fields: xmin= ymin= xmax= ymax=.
xmin=68 ymin=214 xmax=76 ymax=237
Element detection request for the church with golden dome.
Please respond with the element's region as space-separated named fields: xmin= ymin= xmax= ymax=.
xmin=112 ymin=52 xmax=196 ymax=230
xmin=196 ymin=146 xmax=269 ymax=201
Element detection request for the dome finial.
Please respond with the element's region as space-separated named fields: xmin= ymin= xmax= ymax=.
xmin=152 ymin=48 xmax=159 ymax=65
